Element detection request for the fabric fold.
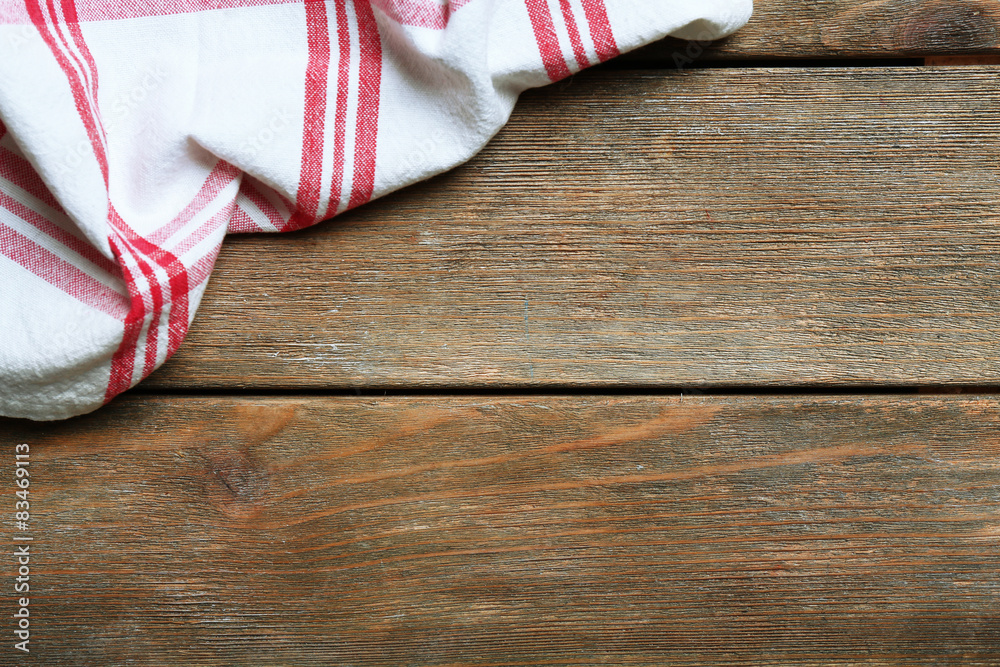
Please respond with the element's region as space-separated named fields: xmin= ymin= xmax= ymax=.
xmin=0 ymin=0 xmax=752 ymax=420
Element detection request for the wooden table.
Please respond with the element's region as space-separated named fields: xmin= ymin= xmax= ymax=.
xmin=4 ymin=2 xmax=1000 ymax=664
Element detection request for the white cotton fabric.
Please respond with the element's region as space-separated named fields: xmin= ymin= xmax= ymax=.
xmin=0 ymin=0 xmax=752 ymax=420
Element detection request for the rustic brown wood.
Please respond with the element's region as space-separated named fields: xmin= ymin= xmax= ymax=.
xmin=148 ymin=67 xmax=1000 ymax=391
xmin=635 ymin=0 xmax=1000 ymax=62
xmin=3 ymin=395 xmax=999 ymax=664
xmin=4 ymin=4 xmax=996 ymax=666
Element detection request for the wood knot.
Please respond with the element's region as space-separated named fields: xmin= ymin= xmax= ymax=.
xmin=897 ymin=2 xmax=999 ymax=51
xmin=204 ymin=451 xmax=270 ymax=520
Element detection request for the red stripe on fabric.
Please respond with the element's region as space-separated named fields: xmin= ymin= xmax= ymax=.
xmin=106 ymin=219 xmax=196 ymax=396
xmin=104 ymin=224 xmax=172 ymax=387
xmin=126 ymin=244 xmax=161 ymax=378
xmin=80 ymin=14 xmax=193 ymax=360
xmin=52 ymin=0 xmax=107 ymax=144
xmin=58 ymin=5 xmax=172 ymax=385
xmin=187 ymin=248 xmax=220 ymax=288
xmin=149 ymin=161 xmax=240 ymax=244
xmin=368 ymin=0 xmax=472 ymax=30
xmin=370 ymin=0 xmax=448 ymax=29
xmin=0 ymin=119 xmax=6 ymax=139
xmin=15 ymin=0 xmax=302 ymax=23
xmin=109 ymin=208 xmax=191 ymax=361
xmin=45 ymin=0 xmax=88 ymax=92
xmin=176 ymin=222 xmax=237 ymax=288
xmin=524 ymin=0 xmax=571 ymax=82
xmin=141 ymin=302 xmax=159 ymax=375
xmin=30 ymin=0 xmax=155 ymax=392
xmin=0 ymin=188 xmax=115 ymax=274
xmin=272 ymin=188 xmax=295 ymax=212
xmin=60 ymin=0 xmax=103 ymax=112
xmin=171 ymin=204 xmax=231 ymax=257
xmin=240 ymin=181 xmax=288 ymax=230
xmin=227 ymin=206 xmax=262 ymax=233
xmin=104 ymin=237 xmax=147 ymax=401
xmin=323 ymin=0 xmax=352 ymax=218
xmin=112 ymin=231 xmax=164 ymax=380
xmin=141 ymin=259 xmax=187 ymax=357
xmin=579 ymin=0 xmax=618 ymax=62
xmin=28 ymin=0 xmax=195 ymax=394
xmin=0 ymin=145 xmax=67 ymax=214
xmin=63 ymin=2 xmax=113 ymax=172
xmin=102 ymin=233 xmax=159 ymax=393
xmin=67 ymin=9 xmax=174 ymax=387
xmin=558 ymin=0 xmax=590 ymax=70
xmin=0 ymin=219 xmax=127 ymax=319
xmin=347 ymin=0 xmax=382 ymax=210
xmin=287 ymin=0 xmax=331 ymax=231
xmin=8 ymin=0 xmax=473 ymax=30
xmin=25 ymin=0 xmax=109 ymax=184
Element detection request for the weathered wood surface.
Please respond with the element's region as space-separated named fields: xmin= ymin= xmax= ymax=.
xmin=3 ymin=395 xmax=999 ymax=664
xmin=636 ymin=0 xmax=1000 ymax=62
xmin=149 ymin=67 xmax=1000 ymax=390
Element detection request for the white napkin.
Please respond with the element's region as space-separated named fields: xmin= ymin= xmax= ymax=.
xmin=0 ymin=0 xmax=752 ymax=420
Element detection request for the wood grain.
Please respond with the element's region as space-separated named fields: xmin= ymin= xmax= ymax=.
xmin=148 ymin=67 xmax=1000 ymax=390
xmin=3 ymin=395 xmax=999 ymax=664
xmin=635 ymin=0 xmax=1000 ymax=62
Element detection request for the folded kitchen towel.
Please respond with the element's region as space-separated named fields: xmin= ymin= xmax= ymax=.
xmin=0 ymin=0 xmax=752 ymax=420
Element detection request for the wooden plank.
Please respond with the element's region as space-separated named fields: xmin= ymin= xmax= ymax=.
xmin=635 ymin=0 xmax=1000 ymax=61
xmin=149 ymin=68 xmax=1000 ymax=390
xmin=3 ymin=395 xmax=999 ymax=664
